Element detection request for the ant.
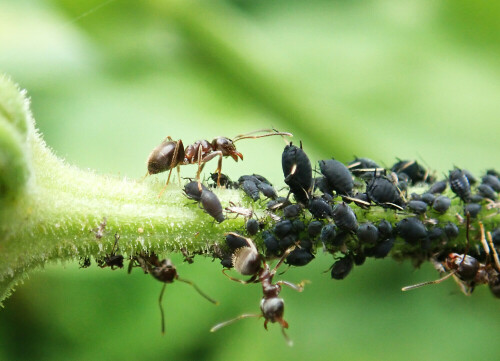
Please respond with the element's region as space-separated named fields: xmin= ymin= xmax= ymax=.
xmin=211 ymin=232 xmax=307 ymax=346
xmin=128 ymin=252 xmax=218 ymax=334
xmin=145 ymin=129 xmax=292 ymax=195
xmin=96 ymin=233 xmax=124 ymax=270
xmin=402 ymin=215 xmax=500 ymax=297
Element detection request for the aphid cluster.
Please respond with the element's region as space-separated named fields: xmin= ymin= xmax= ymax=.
xmin=80 ymin=131 xmax=499 ymax=345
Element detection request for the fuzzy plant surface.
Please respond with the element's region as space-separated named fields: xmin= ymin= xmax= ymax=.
xmin=1 ymin=75 xmax=499 ymax=307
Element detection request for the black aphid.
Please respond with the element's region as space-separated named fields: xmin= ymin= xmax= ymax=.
xmin=308 ymin=220 xmax=323 ymax=237
xmin=432 ymin=195 xmax=451 ymax=213
xmin=320 ymin=224 xmax=337 ymax=244
xmin=200 ymin=189 xmax=225 ymax=223
xmin=377 ymin=220 xmax=393 ymax=238
xmin=464 ymin=203 xmax=481 ymax=218
xmin=332 ymin=202 xmax=358 ymax=232
xmin=420 ymin=193 xmax=435 ymax=205
xmin=246 ymin=219 xmax=260 ymax=236
xmin=372 ymin=237 xmax=395 ymax=258
xmin=449 ymin=169 xmax=471 ymax=202
xmin=183 ymin=181 xmax=208 ymax=202
xmin=478 ymin=184 xmax=497 ymax=200
xmin=274 ymin=220 xmax=293 ymax=238
xmin=428 ymin=180 xmax=447 ymax=194
xmin=241 ymin=179 xmax=260 ymax=201
xmin=331 ymin=256 xmax=354 ymax=280
xmin=444 ymin=222 xmax=459 ymax=239
xmin=308 ymin=197 xmax=333 ymax=219
xmin=391 ymin=160 xmax=429 ymax=184
xmin=348 ymin=157 xmax=381 ymax=176
xmin=366 ymin=175 xmax=403 ymax=208
xmin=357 ymin=222 xmax=379 ymax=245
xmin=396 ymin=218 xmax=427 ymax=244
xmin=407 ymin=200 xmax=428 ymax=214
xmin=285 ymin=248 xmax=315 ymax=267
xmin=262 ymin=231 xmax=280 ymax=254
xmin=319 ymin=159 xmax=353 ymax=196
xmin=282 ymin=142 xmax=313 ymax=204
xmin=283 ymin=204 xmax=302 ymax=218
xmin=257 ymin=182 xmax=278 ymax=199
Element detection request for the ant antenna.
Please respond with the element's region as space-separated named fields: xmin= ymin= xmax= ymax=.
xmin=232 ymin=129 xmax=293 ymax=143
xmin=176 ymin=277 xmax=219 ymax=305
xmin=401 ymin=271 xmax=456 ymax=291
xmin=210 ymin=314 xmax=261 ymax=332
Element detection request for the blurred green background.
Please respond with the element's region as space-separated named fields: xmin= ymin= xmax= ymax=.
xmin=1 ymin=0 xmax=499 ymax=360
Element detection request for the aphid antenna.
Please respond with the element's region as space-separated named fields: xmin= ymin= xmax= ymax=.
xmin=210 ymin=314 xmax=262 ymax=333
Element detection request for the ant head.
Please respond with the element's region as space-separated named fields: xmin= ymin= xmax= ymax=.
xmin=212 ymin=137 xmax=243 ymax=161
xmin=260 ymin=297 xmax=287 ymax=328
xmin=151 ymin=259 xmax=178 ymax=283
xmin=232 ymin=246 xmax=262 ymax=276
xmin=446 ymin=253 xmax=479 ymax=282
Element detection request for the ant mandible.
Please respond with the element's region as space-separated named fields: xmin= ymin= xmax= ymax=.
xmin=210 ymin=232 xmax=307 ymax=346
xmin=145 ymin=129 xmax=292 ymax=195
xmin=128 ymin=252 xmax=219 ymax=334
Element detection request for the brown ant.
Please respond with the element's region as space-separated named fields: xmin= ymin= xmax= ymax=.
xmin=145 ymin=129 xmax=292 ymax=195
xmin=96 ymin=233 xmax=124 ymax=270
xmin=402 ymin=215 xmax=500 ymax=297
xmin=210 ymin=232 xmax=307 ymax=346
xmin=128 ymin=252 xmax=218 ymax=334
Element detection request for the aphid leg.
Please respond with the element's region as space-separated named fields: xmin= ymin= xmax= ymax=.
xmin=159 ymin=283 xmax=167 ymax=335
xmin=221 ymin=269 xmax=257 ymax=284
xmin=486 ymin=231 xmax=500 ymax=272
xmin=210 ymin=314 xmax=261 ymax=332
xmin=176 ymin=277 xmax=219 ymax=305
xmin=111 ymin=233 xmax=120 ymax=254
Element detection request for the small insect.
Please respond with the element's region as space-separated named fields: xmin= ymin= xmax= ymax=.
xmin=396 ymin=218 xmax=428 ymax=244
xmin=357 ymin=222 xmax=379 ymax=245
xmin=183 ymin=180 xmax=208 ymax=202
xmin=92 ymin=217 xmax=107 ymax=239
xmin=432 ymin=195 xmax=451 ymax=214
xmin=128 ymin=252 xmax=218 ymax=333
xmin=428 ymin=180 xmax=447 ymax=194
xmin=146 ymin=129 xmax=292 ymax=195
xmin=402 ymin=218 xmax=500 ymax=298
xmin=319 ymin=158 xmax=354 ymax=196
xmin=308 ymin=197 xmax=333 ymax=219
xmin=330 ymin=255 xmax=354 ymax=280
xmin=211 ymin=233 xmax=307 ymax=346
xmin=200 ymin=188 xmax=225 ymax=223
xmin=96 ymin=233 xmax=124 ymax=270
xmin=449 ymin=169 xmax=471 ymax=202
xmin=391 ymin=159 xmax=429 ymax=184
xmin=407 ymin=200 xmax=428 ymax=215
xmin=332 ymin=202 xmax=358 ymax=232
xmin=366 ymin=175 xmax=404 ymax=209
xmin=282 ymin=141 xmax=313 ymax=204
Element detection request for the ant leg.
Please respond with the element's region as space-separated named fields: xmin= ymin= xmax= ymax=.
xmin=158 ymin=168 xmax=174 ymax=197
xmin=281 ymin=324 xmax=293 ymax=347
xmin=479 ymin=222 xmax=491 ymax=264
xmin=176 ymin=165 xmax=181 ymax=186
xmin=176 ymin=277 xmax=219 ymax=305
xmin=159 ymin=283 xmax=167 ymax=335
xmin=210 ymin=314 xmax=261 ymax=332
xmin=140 ymin=171 xmax=149 ymax=182
xmin=216 ymin=153 xmax=223 ymax=187
xmin=276 ymin=280 xmax=307 ymax=292
xmin=486 ymin=231 xmax=500 ymax=272
xmin=271 ymin=245 xmax=297 ymax=274
xmin=221 ymin=269 xmax=257 ymax=284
